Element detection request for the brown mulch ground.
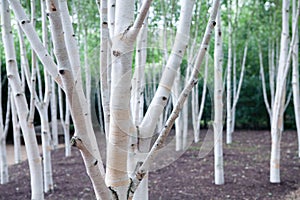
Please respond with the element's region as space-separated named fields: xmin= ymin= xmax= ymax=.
xmin=1 ymin=130 xmax=300 ymax=200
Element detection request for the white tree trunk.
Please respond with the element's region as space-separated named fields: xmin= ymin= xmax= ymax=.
xmin=105 ymin=1 xmax=135 ymax=197
xmin=0 ymin=57 xmax=10 ymax=184
xmin=11 ymin=94 xmax=21 ymax=164
xmin=58 ymin=88 xmax=71 ymax=157
xmin=37 ymin=105 xmax=53 ymax=192
xmin=213 ymin=8 xmax=224 ymax=185
xmin=10 ymin=0 xmax=109 ymax=198
xmin=292 ymin=0 xmax=300 ymax=157
xmin=98 ymin=0 xmax=111 ymax=139
xmin=172 ymin=70 xmax=183 ymax=151
xmin=51 ymin=79 xmax=59 ymax=149
xmin=270 ymin=0 xmax=290 ymax=183
xmin=270 ymin=0 xmax=299 ymax=183
xmin=138 ymin=0 xmax=195 ymax=153
xmin=84 ymin=28 xmax=91 ymax=117
xmin=231 ymin=42 xmax=248 ymax=131
xmin=196 ymin=51 xmax=209 ymax=142
xmin=259 ymin=46 xmax=272 ymax=121
xmin=1 ymin=1 xmax=44 ymax=198
xmin=226 ymin=0 xmax=232 ymax=144
xmin=129 ymin=1 xmax=220 ymax=196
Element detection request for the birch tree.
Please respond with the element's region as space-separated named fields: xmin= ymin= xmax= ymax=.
xmin=291 ymin=0 xmax=300 ymax=157
xmin=213 ymin=7 xmax=224 ymax=185
xmin=6 ymin=0 xmax=221 ymax=199
xmin=270 ymin=0 xmax=299 ymax=183
xmin=1 ymin=0 xmax=44 ymax=198
xmin=0 ymin=75 xmax=11 ymax=184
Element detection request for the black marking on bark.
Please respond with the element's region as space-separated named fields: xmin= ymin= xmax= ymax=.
xmin=72 ymin=34 xmax=75 ymax=37
xmin=51 ymin=1 xmax=57 ymax=12
xmin=162 ymin=96 xmax=167 ymax=101
xmin=16 ymin=93 xmax=22 ymax=97
xmin=213 ymin=21 xmax=216 ymax=26
xmin=113 ymin=50 xmax=121 ymax=57
xmin=8 ymin=59 xmax=14 ymax=63
xmin=179 ymin=50 xmax=182 ymax=53
xmin=93 ymin=160 xmax=98 ymax=166
xmin=112 ymin=4 xmax=115 ymax=7
xmin=21 ymin=20 xmax=26 ymax=24
xmin=218 ymin=31 xmax=222 ymax=36
xmin=127 ymin=178 xmax=134 ymax=199
xmin=108 ymin=187 xmax=119 ymax=200
xmin=103 ymin=22 xmax=108 ymax=25
xmin=59 ymin=69 xmax=65 ymax=75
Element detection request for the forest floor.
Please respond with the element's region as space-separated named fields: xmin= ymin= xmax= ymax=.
xmin=1 ymin=130 xmax=300 ymax=200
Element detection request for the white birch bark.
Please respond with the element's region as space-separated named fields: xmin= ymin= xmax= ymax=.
xmin=84 ymin=28 xmax=91 ymax=117
xmin=172 ymin=69 xmax=183 ymax=151
xmin=129 ymin=0 xmax=220 ymax=196
xmin=292 ymin=0 xmax=300 ymax=157
xmin=191 ymin=82 xmax=199 ymax=141
xmin=105 ymin=0 xmax=153 ymax=198
xmin=9 ymin=0 xmax=110 ymax=198
xmin=45 ymin=1 xmax=109 ymax=198
xmin=11 ymin=93 xmax=21 ymax=164
xmin=231 ymin=42 xmax=248 ymax=127
xmin=98 ymin=0 xmax=111 ymax=138
xmin=58 ymin=88 xmax=71 ymax=157
xmin=213 ymin=8 xmax=224 ymax=185
xmin=130 ymin=1 xmax=148 ymax=198
xmin=138 ymin=0 xmax=195 ymax=152
xmin=1 ymin=0 xmax=44 ymax=198
xmin=270 ymin=0 xmax=299 ymax=183
xmin=51 ymin=79 xmax=59 ymax=149
xmin=105 ymin=1 xmax=135 ymax=197
xmin=226 ymin=0 xmax=233 ymax=144
xmin=182 ymin=66 xmax=190 ymax=149
xmin=259 ymin=46 xmax=272 ymax=120
xmin=195 ymin=51 xmax=209 ymax=142
xmin=0 ymin=84 xmax=11 ymax=184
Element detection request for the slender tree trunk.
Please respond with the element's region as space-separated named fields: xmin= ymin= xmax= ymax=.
xmin=270 ymin=0 xmax=290 ymax=183
xmin=259 ymin=46 xmax=272 ymax=121
xmin=138 ymin=0 xmax=195 ymax=153
xmin=0 ymin=86 xmax=11 ymax=184
xmin=196 ymin=50 xmax=209 ymax=142
xmin=11 ymin=94 xmax=21 ymax=164
xmin=270 ymin=0 xmax=299 ymax=183
xmin=172 ymin=70 xmax=183 ymax=151
xmin=51 ymin=79 xmax=59 ymax=149
xmin=129 ymin=0 xmax=220 ymax=196
xmin=98 ymin=0 xmax=111 ymax=138
xmin=226 ymin=0 xmax=233 ymax=144
xmin=214 ymin=8 xmax=224 ymax=185
xmin=1 ymin=1 xmax=44 ymax=198
xmin=58 ymin=88 xmax=71 ymax=157
xmin=130 ymin=1 xmax=148 ymax=198
xmin=84 ymin=28 xmax=92 ymax=117
xmin=292 ymin=0 xmax=300 ymax=157
xmin=231 ymin=42 xmax=248 ymax=131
